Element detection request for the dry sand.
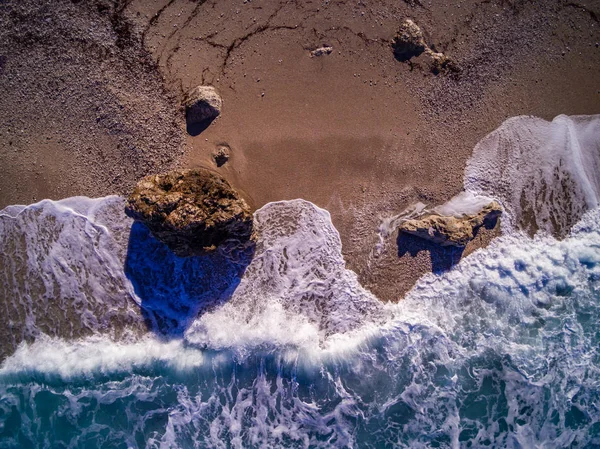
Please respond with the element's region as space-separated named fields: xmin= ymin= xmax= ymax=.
xmin=1 ymin=0 xmax=599 ymax=301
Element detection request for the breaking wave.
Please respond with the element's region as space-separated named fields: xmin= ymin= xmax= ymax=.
xmin=465 ymin=114 xmax=600 ymax=236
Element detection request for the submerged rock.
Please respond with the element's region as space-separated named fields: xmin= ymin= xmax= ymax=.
xmin=398 ymin=201 xmax=502 ymax=247
xmin=125 ymin=169 xmax=254 ymax=257
xmin=183 ymin=86 xmax=222 ymax=125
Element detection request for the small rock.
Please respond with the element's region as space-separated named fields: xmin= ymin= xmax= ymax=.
xmin=182 ymin=85 xmax=222 ymax=126
xmin=310 ymin=46 xmax=333 ymax=57
xmin=125 ymin=169 xmax=254 ymax=257
xmin=213 ymin=145 xmax=230 ymax=167
xmin=429 ymin=51 xmax=458 ymax=75
xmin=392 ymin=19 xmax=457 ymax=74
xmin=392 ymin=19 xmax=426 ymax=61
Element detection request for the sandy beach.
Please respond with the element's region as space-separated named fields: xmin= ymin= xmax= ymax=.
xmin=2 ymin=3 xmax=600 ymax=446
xmin=1 ymin=0 xmax=599 ymax=300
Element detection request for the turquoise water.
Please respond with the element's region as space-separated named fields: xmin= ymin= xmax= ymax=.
xmin=1 ymin=281 xmax=599 ymax=448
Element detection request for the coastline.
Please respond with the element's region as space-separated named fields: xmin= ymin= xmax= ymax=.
xmin=2 ymin=3 xmax=600 ymax=446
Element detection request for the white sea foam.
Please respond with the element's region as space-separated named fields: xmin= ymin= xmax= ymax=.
xmin=0 ymin=196 xmax=144 ymax=354
xmin=0 ymin=334 xmax=207 ymax=379
xmin=397 ymin=204 xmax=600 ymax=343
xmin=431 ymin=191 xmax=496 ymax=217
xmin=1 ymin=205 xmax=598 ymax=447
xmin=0 ymin=196 xmax=384 ymax=359
xmin=2 ymin=202 xmax=598 ymax=377
xmin=465 ymin=114 xmax=600 ymax=235
xmin=185 ymin=200 xmax=385 ymax=350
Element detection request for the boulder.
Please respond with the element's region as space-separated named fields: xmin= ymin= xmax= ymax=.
xmin=183 ymin=86 xmax=222 ymax=125
xmin=125 ymin=169 xmax=254 ymax=257
xmin=398 ymin=201 xmax=502 ymax=247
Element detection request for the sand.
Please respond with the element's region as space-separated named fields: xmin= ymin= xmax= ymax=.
xmin=1 ymin=0 xmax=599 ymax=301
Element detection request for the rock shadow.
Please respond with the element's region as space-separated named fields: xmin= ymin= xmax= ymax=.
xmin=482 ymin=213 xmax=500 ymax=231
xmin=186 ymin=117 xmax=216 ymax=136
xmin=397 ymin=232 xmax=465 ymax=274
xmin=124 ymin=222 xmax=254 ymax=337
xmin=393 ymin=48 xmax=424 ymax=63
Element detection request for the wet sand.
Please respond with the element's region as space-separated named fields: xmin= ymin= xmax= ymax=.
xmin=1 ymin=0 xmax=599 ymax=301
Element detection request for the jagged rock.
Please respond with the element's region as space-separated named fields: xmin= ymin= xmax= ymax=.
xmin=398 ymin=201 xmax=502 ymax=247
xmin=392 ymin=19 xmax=427 ymax=61
xmin=429 ymin=50 xmax=458 ymax=75
xmin=310 ymin=46 xmax=333 ymax=57
xmin=392 ymin=19 xmax=457 ymax=74
xmin=125 ymin=169 xmax=254 ymax=257
xmin=183 ymin=86 xmax=222 ymax=125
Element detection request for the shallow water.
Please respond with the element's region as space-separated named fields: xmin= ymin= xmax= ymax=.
xmin=1 ymin=115 xmax=599 ymax=448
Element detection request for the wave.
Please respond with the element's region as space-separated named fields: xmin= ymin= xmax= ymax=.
xmin=0 ymin=195 xmax=386 ymax=360
xmin=1 ymin=205 xmax=598 ymax=447
xmin=465 ymin=114 xmax=600 ymax=236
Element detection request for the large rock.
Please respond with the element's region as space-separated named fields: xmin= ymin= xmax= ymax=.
xmin=398 ymin=201 xmax=502 ymax=247
xmin=183 ymin=86 xmax=222 ymax=125
xmin=125 ymin=169 xmax=254 ymax=257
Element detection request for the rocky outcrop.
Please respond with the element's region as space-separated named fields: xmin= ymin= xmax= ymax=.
xmin=398 ymin=201 xmax=502 ymax=247
xmin=392 ymin=19 xmax=457 ymax=74
xmin=125 ymin=169 xmax=254 ymax=257
xmin=183 ymin=86 xmax=222 ymax=125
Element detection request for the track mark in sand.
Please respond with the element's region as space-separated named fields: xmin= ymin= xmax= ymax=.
xmin=143 ymin=0 xmax=178 ymax=45
xmin=316 ymin=25 xmax=388 ymax=48
xmin=158 ymin=0 xmax=210 ymax=64
xmin=219 ymin=4 xmax=298 ymax=75
xmin=220 ymin=25 xmax=298 ymax=75
xmin=159 ymin=1 xmax=300 ymax=82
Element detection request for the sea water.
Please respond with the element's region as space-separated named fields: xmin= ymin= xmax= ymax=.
xmin=0 ymin=115 xmax=599 ymax=448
